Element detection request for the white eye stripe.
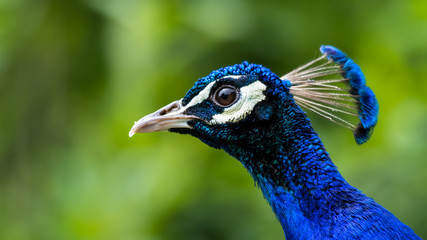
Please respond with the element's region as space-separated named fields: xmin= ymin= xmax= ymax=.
xmin=181 ymin=77 xmax=267 ymax=124
xmin=224 ymin=75 xmax=243 ymax=79
xmin=173 ymin=81 xmax=217 ymax=116
xmin=184 ymin=81 xmax=216 ymax=109
xmin=210 ymin=81 xmax=267 ymax=124
xmin=181 ymin=75 xmax=245 ymax=111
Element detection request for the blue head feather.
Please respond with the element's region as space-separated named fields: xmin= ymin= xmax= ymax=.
xmin=320 ymin=45 xmax=379 ymax=144
xmin=175 ymin=61 xmax=418 ymax=238
xmin=131 ymin=46 xmax=419 ymax=239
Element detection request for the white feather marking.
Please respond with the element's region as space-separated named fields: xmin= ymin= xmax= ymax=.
xmin=181 ymin=75 xmax=245 ymax=111
xmin=183 ymin=81 xmax=216 ymax=110
xmin=210 ymin=81 xmax=267 ymax=124
xmin=164 ymin=80 xmax=217 ymax=118
xmin=225 ymin=75 xmax=244 ymax=79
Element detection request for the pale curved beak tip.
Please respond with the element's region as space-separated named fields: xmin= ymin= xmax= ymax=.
xmin=128 ymin=99 xmax=199 ymax=137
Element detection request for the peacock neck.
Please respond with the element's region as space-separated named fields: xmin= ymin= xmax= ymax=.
xmin=225 ymin=101 xmax=354 ymax=239
xmin=254 ymin=134 xmax=349 ymax=239
xmin=219 ymin=96 xmax=419 ymax=239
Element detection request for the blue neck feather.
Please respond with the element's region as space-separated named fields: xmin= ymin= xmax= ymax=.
xmin=175 ymin=59 xmax=418 ymax=239
xmin=223 ymin=96 xmax=419 ymax=240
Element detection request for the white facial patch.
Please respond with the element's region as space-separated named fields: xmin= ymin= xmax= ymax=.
xmin=179 ymin=75 xmax=244 ymax=111
xmin=210 ymin=80 xmax=267 ymax=124
xmin=183 ymin=81 xmax=216 ymax=109
xmin=170 ymin=81 xmax=217 ymax=116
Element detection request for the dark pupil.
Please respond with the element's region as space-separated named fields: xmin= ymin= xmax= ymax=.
xmin=215 ymin=87 xmax=237 ymax=106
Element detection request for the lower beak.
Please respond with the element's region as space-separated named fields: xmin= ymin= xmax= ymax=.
xmin=129 ymin=99 xmax=199 ymax=137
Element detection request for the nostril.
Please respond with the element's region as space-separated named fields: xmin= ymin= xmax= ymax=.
xmin=168 ymin=101 xmax=180 ymax=113
xmin=159 ymin=109 xmax=168 ymax=115
xmin=157 ymin=100 xmax=181 ymax=116
xmin=170 ymin=105 xmax=179 ymax=112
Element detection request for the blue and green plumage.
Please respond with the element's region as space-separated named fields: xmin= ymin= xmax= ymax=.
xmin=129 ymin=46 xmax=419 ymax=239
xmin=320 ymin=45 xmax=379 ymax=144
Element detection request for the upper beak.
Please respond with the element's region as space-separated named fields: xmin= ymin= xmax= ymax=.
xmin=129 ymin=99 xmax=200 ymax=137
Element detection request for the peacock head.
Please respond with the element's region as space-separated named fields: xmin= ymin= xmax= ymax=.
xmin=129 ymin=62 xmax=288 ymax=151
xmin=129 ymin=46 xmax=379 ymax=151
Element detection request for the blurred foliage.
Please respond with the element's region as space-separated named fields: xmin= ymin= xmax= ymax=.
xmin=1 ymin=0 xmax=426 ymax=239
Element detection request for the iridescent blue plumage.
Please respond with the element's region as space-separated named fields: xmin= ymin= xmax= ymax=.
xmin=320 ymin=45 xmax=379 ymax=144
xmin=129 ymin=46 xmax=419 ymax=239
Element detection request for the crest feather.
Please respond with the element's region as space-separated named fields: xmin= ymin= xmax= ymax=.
xmin=282 ymin=45 xmax=379 ymax=144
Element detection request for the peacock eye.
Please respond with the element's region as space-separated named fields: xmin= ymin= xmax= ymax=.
xmin=213 ymin=85 xmax=239 ymax=107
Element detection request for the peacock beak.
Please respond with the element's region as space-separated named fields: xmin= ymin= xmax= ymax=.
xmin=129 ymin=99 xmax=200 ymax=137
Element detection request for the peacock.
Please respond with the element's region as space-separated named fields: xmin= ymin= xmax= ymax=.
xmin=129 ymin=45 xmax=420 ymax=239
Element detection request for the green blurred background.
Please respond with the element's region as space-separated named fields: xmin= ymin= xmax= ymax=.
xmin=1 ymin=0 xmax=426 ymax=239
